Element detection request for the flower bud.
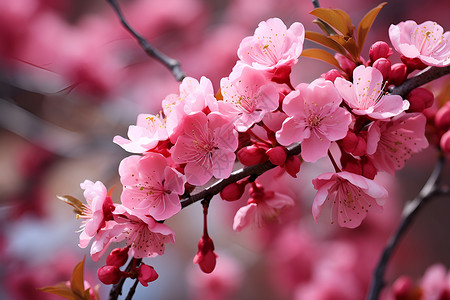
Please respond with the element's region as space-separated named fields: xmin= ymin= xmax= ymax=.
xmin=407 ymin=88 xmax=434 ymax=112
xmin=369 ymin=41 xmax=392 ymax=62
xmin=102 ymin=196 xmax=115 ymax=222
xmin=266 ymin=146 xmax=287 ymax=166
xmin=237 ymin=145 xmax=268 ymax=166
xmin=193 ymin=235 xmax=218 ymax=274
xmin=137 ymin=264 xmax=159 ymax=287
xmin=271 ymin=65 xmax=292 ymax=84
xmin=340 ymin=131 xmax=358 ymax=153
xmin=440 ymin=130 xmax=450 ymax=154
xmin=435 ymin=102 xmax=450 ymax=131
xmin=220 ymin=181 xmax=246 ymax=201
xmin=341 ymin=155 xmax=362 ymax=175
xmin=106 ymin=246 xmax=130 ymax=268
xmin=392 ymin=276 xmax=417 ymax=299
xmin=388 ymin=63 xmax=407 ymax=86
xmin=361 ymin=157 xmax=377 ymax=180
xmin=335 ymin=53 xmax=356 ymax=76
xmin=321 ymin=69 xmax=344 ymax=82
xmin=372 ymin=58 xmax=391 ymax=80
xmin=400 ymin=55 xmax=427 ymax=72
xmin=284 ymin=155 xmax=301 ymax=178
xmin=97 ymin=265 xmax=125 ymax=285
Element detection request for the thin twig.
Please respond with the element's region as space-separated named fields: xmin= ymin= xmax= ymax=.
xmin=106 ymin=0 xmax=186 ymax=82
xmin=312 ymin=0 xmax=320 ymax=9
xmin=124 ymin=279 xmax=139 ymax=300
xmin=390 ymin=65 xmax=450 ymax=97
xmin=109 ymin=258 xmax=140 ymax=300
xmin=366 ymin=153 xmax=447 ymax=300
xmin=180 ymin=143 xmax=302 ymax=208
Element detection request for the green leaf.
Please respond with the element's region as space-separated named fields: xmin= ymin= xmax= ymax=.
xmin=301 ymin=48 xmax=342 ymax=69
xmin=357 ymin=2 xmax=387 ymax=55
xmin=310 ymin=8 xmax=352 ymax=36
xmin=70 ymin=257 xmax=86 ymax=297
xmin=305 ymin=31 xmax=348 ymax=56
xmin=57 ymin=195 xmax=84 ymax=215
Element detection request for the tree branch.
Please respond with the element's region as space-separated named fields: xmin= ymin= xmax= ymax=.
xmin=106 ymin=0 xmax=186 ymax=82
xmin=366 ymin=152 xmax=447 ymax=300
xmin=180 ymin=143 xmax=302 ymax=208
xmin=390 ymin=65 xmax=450 ymax=97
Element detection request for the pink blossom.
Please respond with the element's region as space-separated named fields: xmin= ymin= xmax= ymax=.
xmin=119 ymin=152 xmax=186 ymax=220
xmin=171 ymin=111 xmax=238 ymax=186
xmin=90 ymin=205 xmax=175 ymax=260
xmin=237 ymin=17 xmax=305 ymax=71
xmin=334 ymin=65 xmax=410 ymax=119
xmin=389 ymin=20 xmax=450 ymax=67
xmin=113 ymin=113 xmax=168 ymax=154
xmin=78 ymin=180 xmax=115 ymax=248
xmin=216 ymin=65 xmax=279 ymax=131
xmin=233 ymin=181 xmax=295 ymax=232
xmin=276 ymin=78 xmax=352 ymax=162
xmin=366 ymin=113 xmax=429 ymax=175
xmin=162 ymin=76 xmax=215 ymax=142
xmin=312 ymin=171 xmax=387 ymax=228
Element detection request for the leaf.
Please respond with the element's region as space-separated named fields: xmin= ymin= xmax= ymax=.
xmin=305 ymin=31 xmax=348 ymax=56
xmin=301 ymin=48 xmax=342 ymax=70
xmin=39 ymin=284 xmax=76 ymax=299
xmin=58 ymin=195 xmax=85 ymax=215
xmin=330 ymin=35 xmax=359 ymax=61
xmin=332 ymin=9 xmax=355 ymax=36
xmin=310 ymin=8 xmax=352 ymax=36
xmin=357 ymin=2 xmax=387 ymax=55
xmin=312 ymin=19 xmax=337 ymax=36
xmin=70 ymin=257 xmax=86 ymax=297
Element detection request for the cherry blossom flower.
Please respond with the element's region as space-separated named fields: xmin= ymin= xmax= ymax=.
xmin=334 ymin=65 xmax=410 ymax=119
xmin=113 ymin=113 xmax=168 ymax=154
xmin=162 ymin=76 xmax=215 ymax=142
xmin=312 ymin=171 xmax=388 ymax=228
xmin=216 ymin=65 xmax=279 ymax=131
xmin=119 ymin=152 xmax=186 ymax=220
xmin=237 ymin=17 xmax=305 ymax=71
xmin=276 ymin=78 xmax=352 ymax=162
xmin=366 ymin=113 xmax=429 ymax=175
xmin=233 ymin=181 xmax=295 ymax=232
xmin=171 ymin=111 xmax=238 ymax=186
xmin=389 ymin=20 xmax=450 ymax=67
xmin=78 ymin=180 xmax=115 ymax=248
xmin=90 ymin=205 xmax=175 ymax=260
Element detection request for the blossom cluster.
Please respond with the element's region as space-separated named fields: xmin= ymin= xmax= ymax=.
xmin=72 ymin=13 xmax=450 ymax=291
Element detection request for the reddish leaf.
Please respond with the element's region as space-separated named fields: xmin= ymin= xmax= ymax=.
xmin=310 ymin=8 xmax=352 ymax=36
xmin=357 ymin=2 xmax=387 ymax=55
xmin=305 ymin=31 xmax=348 ymax=56
xmin=39 ymin=283 xmax=77 ymax=299
xmin=301 ymin=48 xmax=342 ymax=69
xmin=332 ymin=8 xmax=354 ymax=36
xmin=57 ymin=195 xmax=85 ymax=215
xmin=70 ymin=257 xmax=86 ymax=297
xmin=330 ymin=35 xmax=359 ymax=61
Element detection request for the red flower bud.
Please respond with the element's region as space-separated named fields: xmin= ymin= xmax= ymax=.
xmin=137 ymin=264 xmax=159 ymax=287
xmin=220 ymin=181 xmax=246 ymax=201
xmin=440 ymin=130 xmax=450 ymax=154
xmin=97 ymin=265 xmax=125 ymax=285
xmin=407 ymin=88 xmax=434 ymax=112
xmin=193 ymin=235 xmax=218 ymax=274
xmin=369 ymin=41 xmax=392 ymax=62
xmin=335 ymin=53 xmax=356 ymax=76
xmin=342 ymin=157 xmax=362 ymax=175
xmin=435 ymin=102 xmax=450 ymax=131
xmin=340 ymin=131 xmax=358 ymax=153
xmin=271 ymin=65 xmax=292 ymax=84
xmin=284 ymin=155 xmax=301 ymax=178
xmin=392 ymin=276 xmax=417 ymax=299
xmin=400 ymin=55 xmax=427 ymax=72
xmin=106 ymin=246 xmax=130 ymax=268
xmin=266 ymin=146 xmax=287 ymax=166
xmin=388 ymin=63 xmax=407 ymax=86
xmin=321 ymin=69 xmax=344 ymax=82
xmin=361 ymin=157 xmax=377 ymax=180
xmin=237 ymin=145 xmax=268 ymax=166
xmin=372 ymin=58 xmax=391 ymax=80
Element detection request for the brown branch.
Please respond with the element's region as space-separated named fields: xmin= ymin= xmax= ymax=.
xmin=390 ymin=65 xmax=450 ymax=97
xmin=106 ymin=0 xmax=186 ymax=82
xmin=366 ymin=153 xmax=447 ymax=300
xmin=181 ymin=143 xmax=302 ymax=208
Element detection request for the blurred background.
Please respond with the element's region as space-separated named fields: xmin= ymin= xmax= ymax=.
xmin=1 ymin=0 xmax=450 ymax=299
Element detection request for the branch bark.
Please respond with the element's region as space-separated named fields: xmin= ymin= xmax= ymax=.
xmin=106 ymin=0 xmax=186 ymax=82
xmin=366 ymin=153 xmax=447 ymax=300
